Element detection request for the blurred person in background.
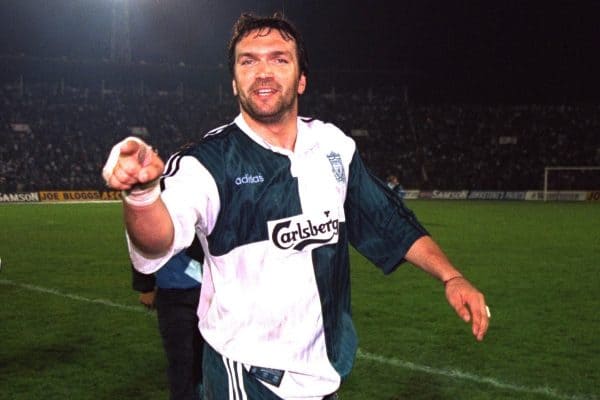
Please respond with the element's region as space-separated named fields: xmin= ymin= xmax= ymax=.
xmin=132 ymin=236 xmax=204 ymax=400
xmin=386 ymin=174 xmax=406 ymax=199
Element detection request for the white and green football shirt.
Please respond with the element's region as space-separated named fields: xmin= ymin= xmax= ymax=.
xmin=129 ymin=114 xmax=428 ymax=398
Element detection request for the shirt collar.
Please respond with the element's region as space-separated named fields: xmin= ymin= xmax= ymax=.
xmin=234 ymin=114 xmax=319 ymax=156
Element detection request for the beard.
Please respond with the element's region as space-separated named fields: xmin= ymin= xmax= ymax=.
xmin=237 ymin=78 xmax=299 ymax=124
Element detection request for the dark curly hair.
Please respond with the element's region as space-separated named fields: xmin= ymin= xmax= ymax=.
xmin=227 ymin=12 xmax=309 ymax=78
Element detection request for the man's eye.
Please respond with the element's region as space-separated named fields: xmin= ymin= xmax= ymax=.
xmin=275 ymin=58 xmax=289 ymax=64
xmin=240 ymin=59 xmax=254 ymax=66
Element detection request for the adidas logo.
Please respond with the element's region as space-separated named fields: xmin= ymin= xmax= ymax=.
xmin=235 ymin=173 xmax=264 ymax=185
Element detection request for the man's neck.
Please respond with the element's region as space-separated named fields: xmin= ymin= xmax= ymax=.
xmin=241 ymin=112 xmax=298 ymax=152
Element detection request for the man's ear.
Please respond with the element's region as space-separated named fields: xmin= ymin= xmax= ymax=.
xmin=232 ymin=80 xmax=238 ymax=96
xmin=297 ymin=74 xmax=307 ymax=95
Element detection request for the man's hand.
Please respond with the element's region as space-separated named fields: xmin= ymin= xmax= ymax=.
xmin=102 ymin=137 xmax=164 ymax=191
xmin=445 ymin=277 xmax=489 ymax=341
xmin=139 ymin=289 xmax=157 ymax=310
xmin=103 ymin=137 xmax=174 ymax=255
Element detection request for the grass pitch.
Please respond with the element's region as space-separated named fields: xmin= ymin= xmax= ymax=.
xmin=0 ymin=201 xmax=598 ymax=400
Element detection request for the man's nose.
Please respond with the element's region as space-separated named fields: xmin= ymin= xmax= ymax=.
xmin=256 ymin=60 xmax=274 ymax=78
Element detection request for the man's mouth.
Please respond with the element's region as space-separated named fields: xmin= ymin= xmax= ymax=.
xmin=255 ymin=88 xmax=278 ymax=96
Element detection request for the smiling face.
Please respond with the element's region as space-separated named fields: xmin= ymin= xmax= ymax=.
xmin=232 ymin=28 xmax=307 ymax=125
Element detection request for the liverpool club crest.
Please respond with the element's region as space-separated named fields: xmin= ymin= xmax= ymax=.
xmin=326 ymin=152 xmax=346 ymax=183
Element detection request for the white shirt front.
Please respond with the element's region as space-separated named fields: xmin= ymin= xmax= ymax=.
xmin=129 ymin=115 xmax=356 ymax=398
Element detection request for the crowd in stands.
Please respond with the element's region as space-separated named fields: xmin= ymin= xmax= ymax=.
xmin=1 ymin=78 xmax=599 ymax=192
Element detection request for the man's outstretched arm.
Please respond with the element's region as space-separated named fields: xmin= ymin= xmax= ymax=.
xmin=405 ymin=235 xmax=490 ymax=341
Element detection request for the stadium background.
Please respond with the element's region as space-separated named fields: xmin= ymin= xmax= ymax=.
xmin=1 ymin=0 xmax=599 ymax=196
xmin=0 ymin=1 xmax=599 ymax=400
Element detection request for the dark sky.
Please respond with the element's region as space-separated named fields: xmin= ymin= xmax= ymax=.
xmin=0 ymin=0 xmax=599 ymax=102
